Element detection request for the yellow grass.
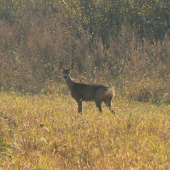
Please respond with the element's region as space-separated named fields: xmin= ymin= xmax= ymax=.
xmin=0 ymin=86 xmax=170 ymax=169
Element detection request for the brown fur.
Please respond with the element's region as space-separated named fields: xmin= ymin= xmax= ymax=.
xmin=63 ymin=68 xmax=115 ymax=114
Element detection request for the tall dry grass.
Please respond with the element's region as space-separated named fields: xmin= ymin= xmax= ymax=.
xmin=0 ymin=9 xmax=170 ymax=103
xmin=1 ymin=1 xmax=170 ymax=169
xmin=0 ymin=90 xmax=170 ymax=169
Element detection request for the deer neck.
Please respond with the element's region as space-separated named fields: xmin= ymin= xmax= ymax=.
xmin=65 ymin=76 xmax=74 ymax=91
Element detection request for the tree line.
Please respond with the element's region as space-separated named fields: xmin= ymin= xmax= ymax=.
xmin=1 ymin=0 xmax=170 ymax=43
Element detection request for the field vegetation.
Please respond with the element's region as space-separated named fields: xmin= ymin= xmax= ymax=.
xmin=0 ymin=0 xmax=170 ymax=169
xmin=0 ymin=89 xmax=170 ymax=169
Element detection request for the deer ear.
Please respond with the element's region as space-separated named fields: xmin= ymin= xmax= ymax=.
xmin=61 ymin=68 xmax=70 ymax=73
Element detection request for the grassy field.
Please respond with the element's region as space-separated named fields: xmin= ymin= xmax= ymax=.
xmin=0 ymin=84 xmax=170 ymax=170
xmin=1 ymin=1 xmax=170 ymax=169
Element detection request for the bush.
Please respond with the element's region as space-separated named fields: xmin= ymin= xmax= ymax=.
xmin=0 ymin=0 xmax=170 ymax=103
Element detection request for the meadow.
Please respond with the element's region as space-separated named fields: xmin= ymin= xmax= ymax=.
xmin=0 ymin=83 xmax=170 ymax=169
xmin=0 ymin=0 xmax=170 ymax=169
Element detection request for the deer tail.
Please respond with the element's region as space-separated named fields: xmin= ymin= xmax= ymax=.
xmin=105 ymin=89 xmax=115 ymax=98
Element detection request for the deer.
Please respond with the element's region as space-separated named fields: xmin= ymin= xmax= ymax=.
xmin=62 ymin=68 xmax=115 ymax=114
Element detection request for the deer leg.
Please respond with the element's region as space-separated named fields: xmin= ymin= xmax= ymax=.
xmin=95 ymin=99 xmax=102 ymax=112
xmin=78 ymin=100 xmax=82 ymax=114
xmin=109 ymin=107 xmax=115 ymax=114
xmin=104 ymin=97 xmax=115 ymax=114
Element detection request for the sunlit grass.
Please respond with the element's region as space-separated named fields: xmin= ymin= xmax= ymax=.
xmin=0 ymin=89 xmax=170 ymax=169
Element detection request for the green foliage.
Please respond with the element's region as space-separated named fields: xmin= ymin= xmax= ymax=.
xmin=0 ymin=0 xmax=170 ymax=41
